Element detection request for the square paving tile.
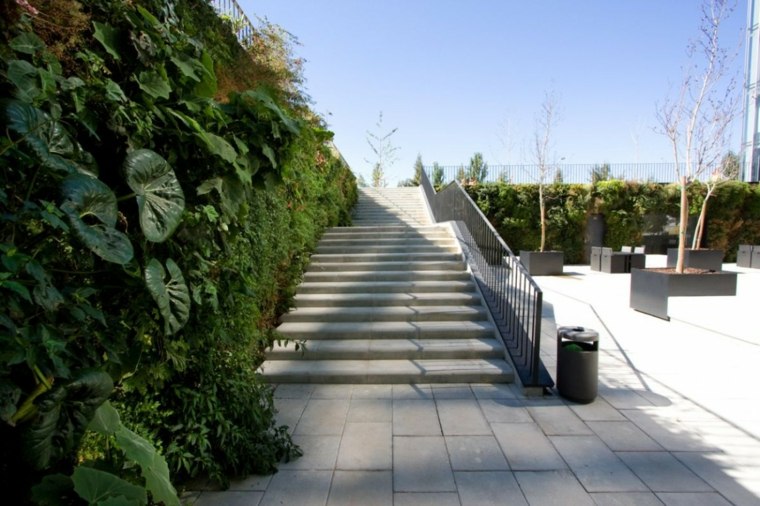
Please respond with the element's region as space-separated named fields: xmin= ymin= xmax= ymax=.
xmin=550 ymin=435 xmax=648 ymax=492
xmin=194 ymin=491 xmax=263 ymax=506
xmin=527 ymin=404 xmax=594 ymax=435
xmin=351 ymin=384 xmax=393 ymax=399
xmin=274 ymin=398 xmax=308 ymax=431
xmin=393 ymin=399 xmax=441 ymax=436
xmin=478 ymin=398 xmax=532 ymax=423
xmin=492 ymin=423 xmax=566 ymax=471
xmin=278 ymin=435 xmax=341 ymax=470
xmin=437 ymin=399 xmax=490 ymax=435
xmin=347 ymin=398 xmax=392 ymax=423
xmin=327 ymin=470 xmax=392 ymax=506
xmin=454 ymin=471 xmax=528 ymax=505
xmin=227 ymin=474 xmax=272 ymax=491
xmin=393 ymin=436 xmax=455 ymax=492
xmin=588 ymin=421 xmax=663 ymax=451
xmin=674 ymin=451 xmax=760 ymax=506
xmin=445 ymin=435 xmax=509 ymax=471
xmin=337 ymin=422 xmax=392 ymax=470
xmin=431 ymin=383 xmax=475 ymax=399
xmin=393 ymin=492 xmax=461 ymax=506
xmin=274 ymin=384 xmax=314 ymax=399
xmin=259 ymin=470 xmax=332 ymax=506
xmin=515 ymin=470 xmax=595 ymax=505
xmin=589 ymin=492 xmax=666 ymax=505
xmin=295 ymin=399 xmax=349 ymax=435
xmin=393 ymin=384 xmax=433 ymax=399
xmin=617 ymin=452 xmax=714 ymax=493
xmin=655 ymin=492 xmax=733 ymax=505
xmin=471 ymin=383 xmax=517 ymax=399
xmin=312 ymin=384 xmax=354 ymax=399
xmin=569 ymin=397 xmax=627 ymax=421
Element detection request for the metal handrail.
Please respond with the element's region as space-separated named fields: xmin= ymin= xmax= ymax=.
xmin=421 ymin=169 xmax=553 ymax=388
xmin=209 ymin=0 xmax=256 ymax=47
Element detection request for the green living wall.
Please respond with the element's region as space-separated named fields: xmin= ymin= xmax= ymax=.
xmin=469 ymin=180 xmax=760 ymax=264
xmin=1 ymin=0 xmax=356 ymax=503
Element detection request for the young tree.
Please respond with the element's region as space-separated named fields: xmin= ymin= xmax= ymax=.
xmin=533 ymin=90 xmax=560 ymax=252
xmin=432 ymin=162 xmax=444 ymax=187
xmin=656 ymin=0 xmax=739 ymax=272
xmin=691 ymin=152 xmax=739 ymax=248
xmin=467 ymin=152 xmax=488 ymax=184
xmin=365 ymin=111 xmax=399 ymax=188
xmin=412 ymin=154 xmax=424 ymax=186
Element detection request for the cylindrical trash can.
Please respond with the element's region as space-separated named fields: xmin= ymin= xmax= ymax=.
xmin=556 ymin=326 xmax=599 ymax=403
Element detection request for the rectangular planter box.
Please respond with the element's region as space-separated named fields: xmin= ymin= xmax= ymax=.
xmin=737 ymin=244 xmax=753 ymax=268
xmin=630 ymin=268 xmax=738 ymax=320
xmin=666 ymin=248 xmax=724 ymax=271
xmin=590 ymin=246 xmax=602 ymax=271
xmin=519 ymin=250 xmax=564 ymax=276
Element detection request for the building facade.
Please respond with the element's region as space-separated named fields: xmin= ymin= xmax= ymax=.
xmin=742 ymin=0 xmax=760 ymax=181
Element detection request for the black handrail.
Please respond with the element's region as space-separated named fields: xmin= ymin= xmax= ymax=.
xmin=420 ymin=170 xmax=553 ymax=389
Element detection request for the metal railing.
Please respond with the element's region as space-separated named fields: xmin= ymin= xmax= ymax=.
xmin=425 ymin=162 xmax=697 ymax=185
xmin=420 ymin=169 xmax=553 ymax=389
xmin=209 ymin=0 xmax=256 ymax=47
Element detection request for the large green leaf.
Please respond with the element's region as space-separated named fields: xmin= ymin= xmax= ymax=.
xmin=72 ymin=467 xmax=146 ymax=505
xmin=26 ymin=260 xmax=64 ymax=312
xmin=4 ymin=100 xmax=79 ymax=173
xmin=170 ymin=53 xmax=200 ymax=82
xmin=92 ymin=22 xmax=123 ymax=61
xmin=144 ymin=258 xmax=190 ymax=335
xmin=31 ymin=473 xmax=76 ymax=506
xmin=136 ymin=70 xmax=171 ymax=100
xmin=7 ymin=59 xmax=40 ymax=102
xmin=201 ymin=132 xmax=238 ymax=163
xmin=124 ymin=149 xmax=185 ymax=242
xmin=61 ymin=174 xmax=134 ymax=264
xmin=242 ymin=88 xmax=300 ymax=135
xmin=193 ymin=51 xmax=217 ymax=98
xmin=89 ymin=402 xmax=179 ymax=506
xmin=23 ymin=370 xmax=113 ymax=470
xmin=9 ymin=32 xmax=45 ymax=55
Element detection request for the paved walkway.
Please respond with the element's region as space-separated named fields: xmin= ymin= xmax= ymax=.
xmin=185 ymin=257 xmax=760 ymax=505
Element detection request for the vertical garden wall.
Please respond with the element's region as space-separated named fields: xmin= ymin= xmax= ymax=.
xmin=1 ymin=0 xmax=356 ymax=502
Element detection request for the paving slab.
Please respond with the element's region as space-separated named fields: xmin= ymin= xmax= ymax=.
xmin=492 ymin=422 xmax=566 ymax=471
xmin=393 ymin=436 xmax=455 ymax=492
xmin=587 ymin=421 xmax=663 ymax=451
xmin=617 ymin=451 xmax=713 ymax=493
xmin=444 ymin=435 xmax=509 ymax=471
xmin=478 ymin=398 xmax=533 ymax=423
xmin=436 ymin=399 xmax=491 ymax=435
xmin=392 ymin=399 xmax=441 ymax=435
xmin=393 ymin=492 xmax=461 ymax=506
xmin=294 ymin=399 xmax=349 ymax=436
xmin=346 ymin=398 xmax=392 ymax=423
xmin=589 ymin=492 xmax=666 ymax=505
xmin=515 ymin=470 xmax=595 ymax=505
xmin=454 ymin=471 xmax=528 ymax=506
xmin=326 ymin=470 xmax=392 ymax=506
xmin=259 ymin=470 xmax=332 ymax=506
xmin=278 ymin=435 xmax=340 ymax=471
xmin=336 ymin=422 xmax=392 ymax=470
xmin=527 ymin=404 xmax=594 ymax=436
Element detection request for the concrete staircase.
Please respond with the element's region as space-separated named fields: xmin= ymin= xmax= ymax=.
xmin=260 ymin=187 xmax=514 ymax=383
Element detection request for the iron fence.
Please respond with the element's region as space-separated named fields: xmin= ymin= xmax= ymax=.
xmin=209 ymin=0 xmax=256 ymax=47
xmin=425 ymin=162 xmax=699 ymax=185
xmin=420 ymin=170 xmax=553 ymax=389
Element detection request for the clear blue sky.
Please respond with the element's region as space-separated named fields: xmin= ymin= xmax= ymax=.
xmin=237 ymin=0 xmax=747 ymax=186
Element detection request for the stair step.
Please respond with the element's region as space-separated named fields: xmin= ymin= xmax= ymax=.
xmin=294 ymin=292 xmax=482 ymax=307
xmin=303 ymin=270 xmax=471 ymax=282
xmin=259 ymin=359 xmax=514 ymax=384
xmin=307 ymin=261 xmax=465 ymax=272
xmin=318 ymin=238 xmax=456 ymax=247
xmin=281 ymin=305 xmax=487 ymax=323
xmin=276 ymin=320 xmax=495 ymax=340
xmin=310 ymin=252 xmax=462 ymax=263
xmin=267 ymin=338 xmax=504 ymax=359
xmin=297 ymin=280 xmax=476 ymax=294
xmin=315 ymin=245 xmax=459 ymax=254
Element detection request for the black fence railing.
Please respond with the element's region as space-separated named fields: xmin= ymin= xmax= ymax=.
xmin=425 ymin=162 xmax=696 ymax=185
xmin=420 ymin=170 xmax=553 ymax=389
xmin=210 ymin=0 xmax=256 ymax=47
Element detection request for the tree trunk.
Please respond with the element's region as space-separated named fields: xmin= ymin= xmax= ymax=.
xmin=691 ymin=186 xmax=713 ymax=250
xmin=539 ymin=184 xmax=546 ymax=252
xmin=676 ymin=175 xmax=688 ymax=273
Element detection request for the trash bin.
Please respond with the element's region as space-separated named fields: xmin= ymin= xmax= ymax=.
xmin=556 ymin=326 xmax=599 ymax=404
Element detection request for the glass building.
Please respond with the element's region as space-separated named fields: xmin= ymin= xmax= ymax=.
xmin=742 ymin=0 xmax=760 ymax=181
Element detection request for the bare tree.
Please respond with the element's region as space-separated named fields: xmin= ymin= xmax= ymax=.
xmin=365 ymin=111 xmax=399 ymax=188
xmin=656 ymin=0 xmax=739 ymax=272
xmin=532 ymin=90 xmax=560 ymax=252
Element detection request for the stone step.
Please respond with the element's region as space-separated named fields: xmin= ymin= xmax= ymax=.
xmin=325 ymin=225 xmax=447 ymax=234
xmin=309 ymin=252 xmax=462 ymax=263
xmin=315 ymin=244 xmax=459 ymax=254
xmin=266 ymin=338 xmax=504 ymax=360
xmin=307 ymin=261 xmax=465 ymax=272
xmin=294 ymin=292 xmax=483 ymax=307
xmin=297 ymin=280 xmax=476 ymax=294
xmin=318 ymin=238 xmax=456 ymax=247
xmin=281 ymin=305 xmax=488 ymax=323
xmin=323 ymin=228 xmax=450 ymax=238
xmin=302 ymin=270 xmax=472 ymax=282
xmin=258 ymin=358 xmax=514 ymax=384
xmin=276 ymin=320 xmax=495 ymax=340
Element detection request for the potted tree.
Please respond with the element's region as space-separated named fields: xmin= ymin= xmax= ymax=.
xmin=520 ymin=90 xmax=564 ymax=276
xmin=630 ymin=0 xmax=738 ymax=319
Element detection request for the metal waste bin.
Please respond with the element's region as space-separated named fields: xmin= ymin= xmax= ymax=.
xmin=557 ymin=326 xmax=599 ymax=404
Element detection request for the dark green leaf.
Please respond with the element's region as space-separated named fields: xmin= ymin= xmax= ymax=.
xmin=26 ymin=261 xmax=64 ymax=311
xmin=137 ymin=70 xmax=171 ymax=100
xmin=23 ymin=370 xmax=113 ymax=470
xmin=31 ymin=473 xmax=75 ymax=506
xmin=116 ymin=425 xmax=179 ymax=506
xmin=88 ymin=400 xmax=121 ymax=435
xmin=0 ymin=379 xmax=22 ymax=424
xmin=144 ymin=258 xmax=190 ymax=335
xmin=124 ymin=149 xmax=185 ymax=242
xmin=262 ymin=144 xmax=277 ymax=169
xmin=7 ymin=60 xmax=40 ymax=102
xmin=242 ymin=89 xmax=300 ymax=134
xmin=4 ymin=100 xmax=79 ymax=173
xmin=61 ymin=174 xmax=134 ymax=264
xmin=104 ymin=80 xmax=127 ymax=102
xmin=1 ymin=280 xmax=31 ymax=301
xmin=10 ymin=32 xmax=45 ymax=55
xmin=193 ymin=51 xmax=217 ymax=98
xmin=202 ymin=132 xmax=238 ymax=163
xmin=92 ymin=22 xmax=123 ymax=61
xmin=170 ymin=54 xmax=200 ymax=82
xmin=60 ymin=77 xmax=85 ymax=92
xmin=72 ymin=467 xmax=146 ymax=505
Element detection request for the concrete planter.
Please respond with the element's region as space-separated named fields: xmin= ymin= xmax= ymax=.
xmin=629 ymin=268 xmax=738 ymax=321
xmin=519 ymin=250 xmax=564 ymax=276
xmin=666 ymin=248 xmax=724 ymax=271
xmin=737 ymin=244 xmax=753 ymax=268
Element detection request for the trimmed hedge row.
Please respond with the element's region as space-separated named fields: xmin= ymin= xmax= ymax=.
xmin=469 ymin=180 xmax=760 ymax=263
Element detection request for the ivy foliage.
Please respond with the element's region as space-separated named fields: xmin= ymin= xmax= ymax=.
xmin=1 ymin=0 xmax=356 ymax=502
